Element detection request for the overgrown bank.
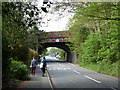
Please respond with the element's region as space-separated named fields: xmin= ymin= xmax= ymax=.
xmin=67 ymin=2 xmax=119 ymax=77
xmin=77 ymin=60 xmax=119 ymax=77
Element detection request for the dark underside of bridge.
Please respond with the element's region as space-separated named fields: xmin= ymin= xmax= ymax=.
xmin=38 ymin=42 xmax=77 ymax=63
xmin=42 ymin=42 xmax=71 ymax=52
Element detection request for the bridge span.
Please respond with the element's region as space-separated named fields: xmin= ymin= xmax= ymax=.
xmin=38 ymin=31 xmax=77 ymax=63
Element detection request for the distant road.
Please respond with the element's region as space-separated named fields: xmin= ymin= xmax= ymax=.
xmin=46 ymin=56 xmax=119 ymax=90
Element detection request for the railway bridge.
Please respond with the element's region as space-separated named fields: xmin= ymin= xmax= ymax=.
xmin=39 ymin=31 xmax=77 ymax=63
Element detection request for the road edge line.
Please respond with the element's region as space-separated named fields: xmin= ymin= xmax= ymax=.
xmin=47 ymin=69 xmax=56 ymax=89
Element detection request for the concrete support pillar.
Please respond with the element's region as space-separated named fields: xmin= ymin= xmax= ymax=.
xmin=67 ymin=52 xmax=77 ymax=63
xmin=71 ymin=52 xmax=77 ymax=63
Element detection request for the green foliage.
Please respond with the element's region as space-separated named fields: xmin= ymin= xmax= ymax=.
xmin=59 ymin=50 xmax=66 ymax=60
xmin=80 ymin=23 xmax=119 ymax=63
xmin=11 ymin=46 xmax=29 ymax=64
xmin=27 ymin=27 xmax=46 ymax=50
xmin=10 ymin=59 xmax=29 ymax=80
xmin=2 ymin=2 xmax=44 ymax=88
xmin=39 ymin=48 xmax=47 ymax=57
xmin=68 ymin=2 xmax=119 ymax=77
xmin=68 ymin=26 xmax=90 ymax=54
xmin=46 ymin=47 xmax=58 ymax=55
xmin=80 ymin=32 xmax=101 ymax=63
xmin=46 ymin=47 xmax=66 ymax=60
xmin=2 ymin=36 xmax=11 ymax=86
xmin=79 ymin=60 xmax=119 ymax=77
xmin=11 ymin=46 xmax=39 ymax=66
xmin=2 ymin=2 xmax=43 ymax=65
xmin=2 ymin=2 xmax=45 ymax=68
xmin=2 ymin=2 xmax=45 ymax=50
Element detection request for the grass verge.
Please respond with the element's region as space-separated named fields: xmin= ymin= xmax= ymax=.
xmin=76 ymin=60 xmax=119 ymax=77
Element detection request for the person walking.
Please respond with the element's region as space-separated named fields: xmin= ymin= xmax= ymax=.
xmin=31 ymin=57 xmax=37 ymax=76
xmin=40 ymin=56 xmax=47 ymax=77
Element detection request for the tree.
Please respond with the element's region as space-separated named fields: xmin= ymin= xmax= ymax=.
xmin=67 ymin=2 xmax=119 ymax=63
xmin=2 ymin=2 xmax=47 ymax=88
xmin=2 ymin=2 xmax=44 ymax=48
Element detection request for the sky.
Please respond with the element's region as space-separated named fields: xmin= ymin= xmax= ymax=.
xmin=34 ymin=0 xmax=74 ymax=32
xmin=39 ymin=13 xmax=73 ymax=32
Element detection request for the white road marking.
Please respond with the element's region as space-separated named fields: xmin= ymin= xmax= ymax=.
xmin=84 ymin=75 xmax=101 ymax=84
xmin=68 ymin=63 xmax=73 ymax=65
xmin=47 ymin=72 xmax=53 ymax=89
xmin=64 ymin=68 xmax=67 ymax=70
xmin=58 ymin=64 xmax=65 ymax=67
xmin=73 ymin=70 xmax=81 ymax=74
xmin=68 ymin=63 xmax=75 ymax=66
xmin=67 ymin=67 xmax=70 ymax=69
xmin=48 ymin=66 xmax=71 ymax=71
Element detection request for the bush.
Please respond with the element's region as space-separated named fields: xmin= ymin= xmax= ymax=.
xmin=80 ymin=28 xmax=119 ymax=64
xmin=11 ymin=45 xmax=39 ymax=67
xmin=10 ymin=59 xmax=29 ymax=81
xmin=80 ymin=32 xmax=101 ymax=63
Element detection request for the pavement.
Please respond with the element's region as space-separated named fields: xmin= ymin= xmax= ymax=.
xmin=15 ymin=65 xmax=53 ymax=89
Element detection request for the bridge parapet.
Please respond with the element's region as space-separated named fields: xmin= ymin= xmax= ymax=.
xmin=43 ymin=31 xmax=71 ymax=43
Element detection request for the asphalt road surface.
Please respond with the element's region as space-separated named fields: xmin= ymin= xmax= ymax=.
xmin=46 ymin=56 xmax=119 ymax=90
